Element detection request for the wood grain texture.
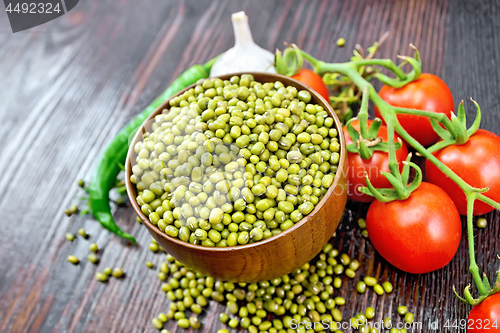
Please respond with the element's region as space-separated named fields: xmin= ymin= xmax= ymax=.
xmin=0 ymin=0 xmax=498 ymax=332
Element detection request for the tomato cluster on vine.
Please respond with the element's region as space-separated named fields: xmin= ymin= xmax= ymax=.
xmin=286 ymin=44 xmax=499 ymax=328
xmin=343 ymin=73 xmax=500 ymax=332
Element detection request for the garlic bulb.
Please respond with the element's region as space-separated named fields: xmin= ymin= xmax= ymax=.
xmin=210 ymin=11 xmax=276 ymax=77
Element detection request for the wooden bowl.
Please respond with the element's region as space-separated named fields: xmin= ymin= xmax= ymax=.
xmin=126 ymin=72 xmax=347 ymax=282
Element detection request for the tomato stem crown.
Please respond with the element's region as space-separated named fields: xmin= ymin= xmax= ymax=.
xmin=358 ymin=153 xmax=423 ymax=202
xmin=274 ymin=44 xmax=303 ymax=77
xmin=427 ymin=99 xmax=482 ymax=153
xmin=345 ymin=88 xmax=403 ymax=159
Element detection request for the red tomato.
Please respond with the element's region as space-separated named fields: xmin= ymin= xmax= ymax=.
xmin=468 ymin=292 xmax=500 ymax=332
xmin=342 ymin=120 xmax=408 ymax=202
xmin=425 ymin=129 xmax=500 ymax=215
xmin=375 ymin=73 xmax=454 ymax=147
xmin=366 ymin=182 xmax=462 ymax=274
xmin=291 ymin=69 xmax=330 ymax=101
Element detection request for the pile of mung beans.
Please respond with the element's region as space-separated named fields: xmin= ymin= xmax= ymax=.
xmin=148 ymin=236 xmax=415 ymax=333
xmin=130 ymin=74 xmax=341 ymax=246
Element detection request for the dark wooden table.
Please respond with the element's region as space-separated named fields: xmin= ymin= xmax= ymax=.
xmin=1 ymin=0 xmax=499 ymax=332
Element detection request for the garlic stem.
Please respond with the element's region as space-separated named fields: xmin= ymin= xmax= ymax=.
xmin=209 ymin=11 xmax=276 ymax=77
xmin=232 ymin=12 xmax=254 ymax=49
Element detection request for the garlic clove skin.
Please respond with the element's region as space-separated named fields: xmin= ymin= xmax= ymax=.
xmin=210 ymin=11 xmax=276 ymax=77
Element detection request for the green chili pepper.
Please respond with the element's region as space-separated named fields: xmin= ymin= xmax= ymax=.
xmin=88 ymin=56 xmax=218 ymax=244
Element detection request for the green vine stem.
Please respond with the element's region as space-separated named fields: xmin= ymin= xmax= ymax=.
xmin=467 ymin=197 xmax=489 ymax=296
xmin=392 ymin=106 xmax=457 ymax=138
xmin=355 ymin=88 xmax=374 ymax=159
xmin=296 ymin=48 xmax=500 ymax=305
xmin=322 ymin=35 xmax=389 ymax=123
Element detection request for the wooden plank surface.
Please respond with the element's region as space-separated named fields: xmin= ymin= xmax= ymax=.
xmin=0 ymin=0 xmax=498 ymax=332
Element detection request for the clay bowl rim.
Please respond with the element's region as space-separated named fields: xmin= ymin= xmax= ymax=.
xmin=125 ymin=71 xmax=347 ymax=253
